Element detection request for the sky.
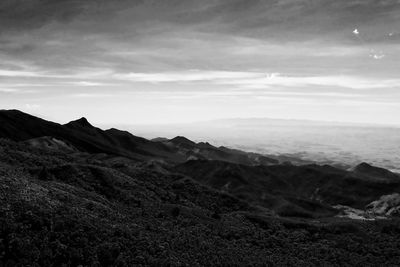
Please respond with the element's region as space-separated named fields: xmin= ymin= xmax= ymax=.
xmin=0 ymin=0 xmax=399 ymax=125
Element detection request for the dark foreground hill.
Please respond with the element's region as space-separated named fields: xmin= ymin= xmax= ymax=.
xmin=174 ymin=160 xmax=400 ymax=218
xmin=1 ymin=110 xmax=400 ymax=266
xmin=2 ymin=139 xmax=400 ymax=266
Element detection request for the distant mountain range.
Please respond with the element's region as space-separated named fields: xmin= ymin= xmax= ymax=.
xmin=122 ymin=117 xmax=400 ymax=172
xmin=1 ymin=109 xmax=399 ymax=219
xmin=1 ymin=109 xmax=400 ymax=265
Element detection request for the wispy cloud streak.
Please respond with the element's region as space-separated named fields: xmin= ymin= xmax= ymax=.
xmin=114 ymin=71 xmax=400 ymax=90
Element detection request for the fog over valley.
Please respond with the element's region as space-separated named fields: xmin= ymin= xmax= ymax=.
xmin=109 ymin=118 xmax=400 ymax=172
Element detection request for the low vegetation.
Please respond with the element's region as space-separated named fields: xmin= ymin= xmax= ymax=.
xmin=1 ymin=139 xmax=400 ymax=266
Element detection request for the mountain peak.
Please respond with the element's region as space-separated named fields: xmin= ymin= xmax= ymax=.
xmin=1 ymin=109 xmax=23 ymax=114
xmin=355 ymin=162 xmax=372 ymax=169
xmin=170 ymin=136 xmax=196 ymax=146
xmin=353 ymin=162 xmax=382 ymax=173
xmin=353 ymin=162 xmax=398 ymax=180
xmin=66 ymin=117 xmax=93 ymax=128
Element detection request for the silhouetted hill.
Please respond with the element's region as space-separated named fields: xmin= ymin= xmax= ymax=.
xmin=353 ymin=162 xmax=399 ymax=180
xmin=0 ymin=109 xmax=277 ymax=166
xmin=169 ymin=136 xmax=197 ymax=148
xmin=66 ymin=117 xmax=94 ymax=128
xmin=0 ymin=110 xmax=174 ymax=160
xmin=0 ymin=109 xmax=65 ymax=140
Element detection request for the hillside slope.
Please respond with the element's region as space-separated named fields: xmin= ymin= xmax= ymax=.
xmin=2 ymin=139 xmax=400 ymax=265
xmin=174 ymin=160 xmax=400 ymax=217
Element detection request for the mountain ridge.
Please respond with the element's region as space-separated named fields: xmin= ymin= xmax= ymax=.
xmin=0 ymin=109 xmax=278 ymax=166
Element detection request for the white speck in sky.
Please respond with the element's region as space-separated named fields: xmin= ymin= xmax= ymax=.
xmin=370 ymin=54 xmax=385 ymax=60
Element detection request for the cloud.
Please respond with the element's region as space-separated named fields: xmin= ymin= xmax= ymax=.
xmin=0 ymin=0 xmax=83 ymax=32
xmin=24 ymin=104 xmax=41 ymax=110
xmin=218 ymin=73 xmax=400 ymax=90
xmin=0 ymin=0 xmax=141 ymax=32
xmin=67 ymin=81 xmax=108 ymax=87
xmin=0 ymin=67 xmax=113 ymax=79
xmin=0 ymin=42 xmax=35 ymax=54
xmin=0 ymin=69 xmax=43 ymax=77
xmin=0 ymin=88 xmax=19 ymax=93
xmin=370 ymin=54 xmax=385 ymax=60
xmin=69 ymin=93 xmax=114 ymax=98
xmin=114 ymin=70 xmax=400 ymax=90
xmin=1 ymin=0 xmax=399 ymax=41
xmin=114 ymin=70 xmax=262 ymax=83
